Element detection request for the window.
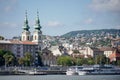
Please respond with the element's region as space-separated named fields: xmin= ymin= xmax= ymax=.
xmin=35 ymin=35 xmax=36 ymax=40
xmin=27 ymin=36 xmax=29 ymax=40
xmin=23 ymin=36 xmax=25 ymax=40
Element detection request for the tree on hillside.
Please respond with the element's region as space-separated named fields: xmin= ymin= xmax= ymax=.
xmin=73 ymin=50 xmax=80 ymax=54
xmin=75 ymin=58 xmax=84 ymax=66
xmin=57 ymin=56 xmax=74 ymax=66
xmin=95 ymin=55 xmax=106 ymax=65
xmin=87 ymin=58 xmax=95 ymax=65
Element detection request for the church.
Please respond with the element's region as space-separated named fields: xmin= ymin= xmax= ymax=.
xmin=21 ymin=11 xmax=43 ymax=50
xmin=0 ymin=11 xmax=59 ymax=66
xmin=0 ymin=11 xmax=43 ymax=66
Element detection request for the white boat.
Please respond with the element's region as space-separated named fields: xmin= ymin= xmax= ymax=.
xmin=28 ymin=69 xmax=46 ymax=75
xmin=78 ymin=65 xmax=120 ymax=75
xmin=66 ymin=69 xmax=78 ymax=75
xmin=78 ymin=67 xmax=94 ymax=75
xmin=66 ymin=66 xmax=83 ymax=75
xmin=78 ymin=71 xmax=87 ymax=75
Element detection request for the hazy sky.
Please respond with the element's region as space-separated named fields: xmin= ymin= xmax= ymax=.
xmin=0 ymin=0 xmax=120 ymax=39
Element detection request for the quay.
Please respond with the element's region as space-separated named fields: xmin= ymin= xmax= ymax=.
xmin=0 ymin=70 xmax=66 ymax=75
xmin=0 ymin=67 xmax=67 ymax=75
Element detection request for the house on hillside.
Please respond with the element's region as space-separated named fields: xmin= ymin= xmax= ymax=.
xmin=40 ymin=48 xmax=57 ymax=66
xmin=99 ymin=47 xmax=113 ymax=58
xmin=109 ymin=47 xmax=120 ymax=62
xmin=85 ymin=47 xmax=104 ymax=58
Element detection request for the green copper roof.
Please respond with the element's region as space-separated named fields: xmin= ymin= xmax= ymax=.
xmin=23 ymin=10 xmax=30 ymax=31
xmin=34 ymin=11 xmax=41 ymax=30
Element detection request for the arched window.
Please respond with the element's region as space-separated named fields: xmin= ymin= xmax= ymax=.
xmin=23 ymin=36 xmax=25 ymax=41
xmin=27 ymin=36 xmax=29 ymax=40
xmin=35 ymin=35 xmax=37 ymax=40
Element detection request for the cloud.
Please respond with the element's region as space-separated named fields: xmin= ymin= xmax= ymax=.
xmin=0 ymin=22 xmax=17 ymax=27
xmin=46 ymin=21 xmax=63 ymax=27
xmin=84 ymin=18 xmax=93 ymax=24
xmin=0 ymin=0 xmax=18 ymax=13
xmin=90 ymin=0 xmax=120 ymax=12
xmin=4 ymin=6 xmax=12 ymax=12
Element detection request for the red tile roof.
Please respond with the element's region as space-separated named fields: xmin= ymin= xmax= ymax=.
xmin=109 ymin=53 xmax=120 ymax=58
xmin=21 ymin=41 xmax=36 ymax=45
xmin=99 ymin=47 xmax=113 ymax=51
xmin=10 ymin=40 xmax=22 ymax=44
xmin=10 ymin=40 xmax=37 ymax=45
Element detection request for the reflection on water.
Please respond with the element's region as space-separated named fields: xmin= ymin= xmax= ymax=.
xmin=0 ymin=75 xmax=120 ymax=80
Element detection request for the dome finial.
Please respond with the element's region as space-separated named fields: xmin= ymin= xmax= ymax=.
xmin=25 ymin=10 xmax=28 ymax=19
xmin=37 ymin=10 xmax=39 ymax=18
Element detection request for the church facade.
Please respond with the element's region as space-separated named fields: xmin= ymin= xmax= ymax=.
xmin=0 ymin=11 xmax=43 ymax=66
xmin=21 ymin=11 xmax=43 ymax=50
xmin=0 ymin=11 xmax=59 ymax=66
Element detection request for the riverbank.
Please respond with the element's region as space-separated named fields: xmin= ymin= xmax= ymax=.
xmin=0 ymin=70 xmax=66 ymax=75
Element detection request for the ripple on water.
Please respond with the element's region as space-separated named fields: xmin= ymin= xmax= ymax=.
xmin=0 ymin=75 xmax=120 ymax=80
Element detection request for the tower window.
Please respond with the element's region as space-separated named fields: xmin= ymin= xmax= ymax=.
xmin=27 ymin=36 xmax=29 ymax=40
xmin=23 ymin=36 xmax=25 ymax=41
xmin=35 ymin=35 xmax=36 ymax=40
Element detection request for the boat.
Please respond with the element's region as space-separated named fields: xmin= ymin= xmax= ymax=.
xmin=78 ymin=65 xmax=120 ymax=75
xmin=78 ymin=67 xmax=94 ymax=75
xmin=66 ymin=66 xmax=83 ymax=75
xmin=28 ymin=70 xmax=46 ymax=75
xmin=27 ymin=69 xmax=47 ymax=75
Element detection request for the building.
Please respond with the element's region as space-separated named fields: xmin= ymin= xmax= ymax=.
xmin=0 ymin=11 xmax=63 ymax=66
xmin=49 ymin=46 xmax=62 ymax=56
xmin=99 ymin=47 xmax=113 ymax=58
xmin=85 ymin=47 xmax=104 ymax=58
xmin=40 ymin=48 xmax=57 ymax=66
xmin=0 ymin=40 xmax=12 ymax=52
xmin=0 ymin=40 xmax=38 ymax=58
xmin=109 ymin=47 xmax=120 ymax=62
xmin=111 ymin=39 xmax=120 ymax=48
xmin=21 ymin=11 xmax=31 ymax=41
xmin=85 ymin=47 xmax=116 ymax=59
xmin=21 ymin=11 xmax=42 ymax=50
xmin=0 ymin=11 xmax=43 ymax=66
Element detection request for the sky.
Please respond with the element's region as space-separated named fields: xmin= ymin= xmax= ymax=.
xmin=0 ymin=0 xmax=120 ymax=39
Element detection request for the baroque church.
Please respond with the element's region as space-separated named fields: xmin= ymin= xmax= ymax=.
xmin=21 ymin=11 xmax=43 ymax=51
xmin=0 ymin=11 xmax=57 ymax=66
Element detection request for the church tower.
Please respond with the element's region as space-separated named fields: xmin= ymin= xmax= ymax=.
xmin=33 ymin=11 xmax=43 ymax=51
xmin=21 ymin=11 xmax=31 ymax=41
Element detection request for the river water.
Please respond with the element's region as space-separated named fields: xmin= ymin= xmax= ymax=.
xmin=0 ymin=75 xmax=120 ymax=80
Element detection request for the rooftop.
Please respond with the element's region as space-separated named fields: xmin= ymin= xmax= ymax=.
xmin=0 ymin=40 xmax=37 ymax=45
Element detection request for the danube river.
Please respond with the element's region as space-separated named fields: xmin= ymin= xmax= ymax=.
xmin=0 ymin=75 xmax=120 ymax=80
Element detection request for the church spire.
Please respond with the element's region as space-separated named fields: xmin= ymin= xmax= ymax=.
xmin=23 ymin=10 xmax=30 ymax=31
xmin=34 ymin=11 xmax=41 ymax=30
xmin=21 ymin=10 xmax=31 ymax=41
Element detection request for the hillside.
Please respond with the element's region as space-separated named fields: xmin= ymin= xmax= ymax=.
xmin=61 ymin=29 xmax=120 ymax=38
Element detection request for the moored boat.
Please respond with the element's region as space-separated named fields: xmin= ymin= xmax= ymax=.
xmin=28 ymin=70 xmax=46 ymax=75
xmin=78 ymin=65 xmax=120 ymax=75
xmin=66 ymin=66 xmax=83 ymax=75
